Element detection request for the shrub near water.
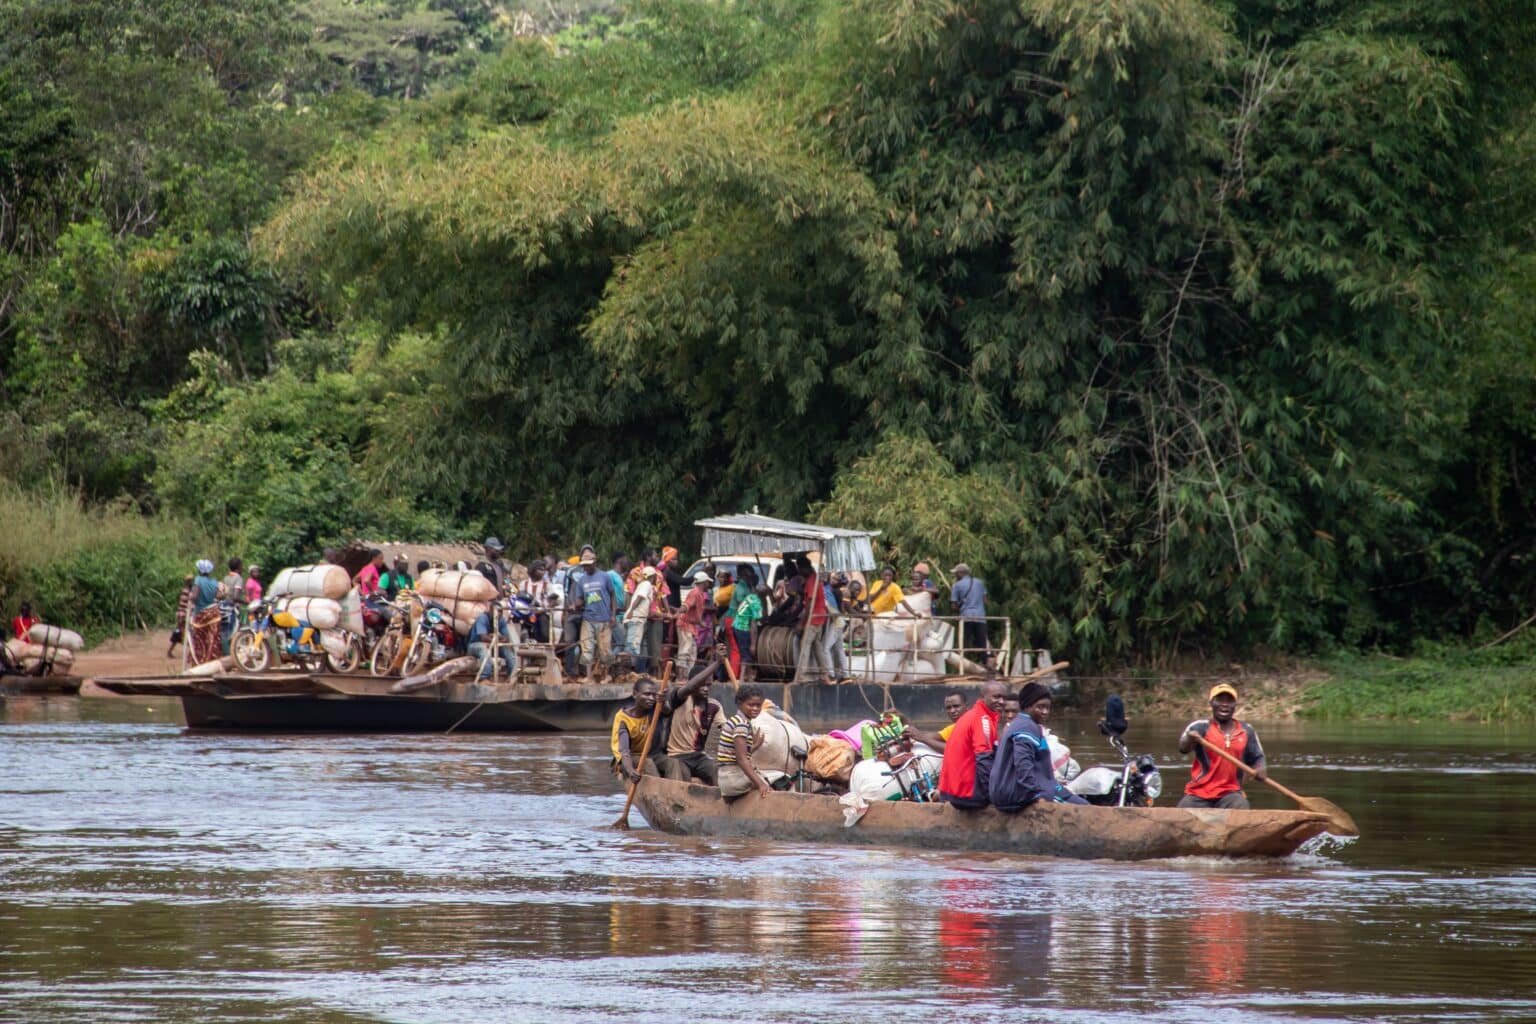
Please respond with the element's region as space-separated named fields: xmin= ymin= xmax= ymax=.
xmin=0 ymin=484 xmax=207 ymax=641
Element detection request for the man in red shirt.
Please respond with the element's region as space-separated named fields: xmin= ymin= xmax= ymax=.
xmin=1177 ymin=683 xmax=1267 ymax=809
xmin=11 ymin=602 xmax=38 ymax=641
xmin=938 ymin=679 xmax=1008 ymax=808
xmin=797 ymin=556 xmax=832 ymax=682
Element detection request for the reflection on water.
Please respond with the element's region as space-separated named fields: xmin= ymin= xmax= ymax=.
xmin=2 ymin=696 xmax=1535 ymax=1022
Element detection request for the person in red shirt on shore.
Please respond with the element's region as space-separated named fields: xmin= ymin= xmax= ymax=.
xmin=938 ymin=679 xmax=1009 ymax=809
xmin=1177 ymin=683 xmax=1267 ymax=809
xmin=11 ymin=602 xmax=39 ymax=641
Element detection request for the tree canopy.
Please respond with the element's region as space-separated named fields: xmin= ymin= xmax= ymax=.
xmin=4 ymin=0 xmax=1534 ymax=661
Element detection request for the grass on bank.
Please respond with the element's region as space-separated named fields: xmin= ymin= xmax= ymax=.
xmin=1304 ymin=643 xmax=1536 ymax=721
xmin=0 ymin=481 xmax=211 ymax=642
xmin=1076 ymin=641 xmax=1536 ymax=722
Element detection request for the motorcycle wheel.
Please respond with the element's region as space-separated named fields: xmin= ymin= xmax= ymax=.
xmin=370 ymin=630 xmax=401 ymax=677
xmin=327 ymin=635 xmax=363 ymax=674
xmin=231 ymin=629 xmax=271 ymax=673
xmin=400 ymin=631 xmax=430 ymax=676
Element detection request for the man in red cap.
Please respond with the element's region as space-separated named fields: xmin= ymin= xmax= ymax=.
xmin=938 ymin=679 xmax=1008 ymax=808
xmin=1177 ymin=683 xmax=1267 ymax=809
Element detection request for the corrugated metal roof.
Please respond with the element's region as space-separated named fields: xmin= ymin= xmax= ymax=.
xmin=694 ymin=514 xmax=880 ymax=572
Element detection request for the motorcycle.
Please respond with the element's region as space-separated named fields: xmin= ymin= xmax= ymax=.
xmin=399 ymin=600 xmax=463 ymax=675
xmin=1066 ymin=696 xmax=1163 ymax=807
xmin=506 ymin=592 xmax=538 ymax=639
xmin=368 ymin=593 xmax=418 ymax=677
xmin=231 ymin=598 xmax=363 ymax=674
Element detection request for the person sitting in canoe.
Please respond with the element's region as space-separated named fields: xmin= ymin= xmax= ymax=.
xmin=1177 ymin=683 xmax=1267 ymax=809
xmin=990 ymin=682 xmax=1087 ymax=811
xmin=658 ymin=644 xmax=727 ymax=785
xmin=717 ymin=684 xmax=773 ymax=800
xmin=610 ymin=678 xmax=664 ymax=784
xmin=937 ymin=679 xmax=1008 ymax=809
xmin=999 ymin=696 xmax=1020 ymax=732
xmin=907 ymin=690 xmax=966 ymax=752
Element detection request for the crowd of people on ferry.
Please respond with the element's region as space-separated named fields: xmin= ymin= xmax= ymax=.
xmin=512 ymin=544 xmax=992 ymax=686
xmin=158 ymin=540 xmax=994 ymax=687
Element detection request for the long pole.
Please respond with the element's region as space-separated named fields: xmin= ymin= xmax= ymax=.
xmin=612 ymin=661 xmax=673 ymax=829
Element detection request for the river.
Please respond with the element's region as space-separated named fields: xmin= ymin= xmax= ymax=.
xmin=1 ymin=696 xmax=1532 ymax=1022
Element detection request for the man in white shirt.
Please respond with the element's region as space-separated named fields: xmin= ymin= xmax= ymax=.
xmin=623 ymin=566 xmax=658 ymax=669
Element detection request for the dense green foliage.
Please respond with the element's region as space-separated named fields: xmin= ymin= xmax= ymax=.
xmin=0 ymin=483 xmax=205 ymax=639
xmin=2 ymin=0 xmax=1534 ymax=662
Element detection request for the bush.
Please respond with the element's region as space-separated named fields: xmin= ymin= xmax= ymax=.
xmin=29 ymin=537 xmax=193 ymax=640
xmin=0 ymin=482 xmax=209 ymax=642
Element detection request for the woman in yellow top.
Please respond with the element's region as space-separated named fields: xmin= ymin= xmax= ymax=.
xmin=866 ymin=567 xmax=906 ymax=614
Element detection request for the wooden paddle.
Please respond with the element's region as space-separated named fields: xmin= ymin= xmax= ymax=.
xmin=1189 ymin=732 xmax=1359 ymax=837
xmin=612 ymin=661 xmax=673 ymax=830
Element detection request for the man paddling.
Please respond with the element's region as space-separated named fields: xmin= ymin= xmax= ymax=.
xmin=1177 ymin=683 xmax=1267 ymax=809
xmin=610 ymin=678 xmax=664 ymax=784
xmin=937 ymin=679 xmax=1008 ymax=809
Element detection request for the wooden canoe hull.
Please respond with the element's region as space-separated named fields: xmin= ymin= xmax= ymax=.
xmin=1 ymin=674 xmax=83 ymax=696
xmin=632 ymin=777 xmax=1333 ymax=860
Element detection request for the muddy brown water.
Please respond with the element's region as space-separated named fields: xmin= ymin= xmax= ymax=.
xmin=1 ymin=697 xmax=1531 ymax=1023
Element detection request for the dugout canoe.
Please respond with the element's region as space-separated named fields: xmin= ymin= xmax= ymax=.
xmin=0 ymin=673 xmax=83 ymax=696
xmin=631 ymin=776 xmax=1335 ymax=860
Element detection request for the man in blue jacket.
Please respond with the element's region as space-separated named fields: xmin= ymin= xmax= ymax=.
xmin=991 ymin=681 xmax=1087 ymax=811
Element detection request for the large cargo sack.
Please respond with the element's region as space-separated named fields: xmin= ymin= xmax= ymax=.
xmin=284 ymin=597 xmax=342 ymax=630
xmin=28 ymin=625 xmax=84 ymax=652
xmin=6 ymin=639 xmax=44 ymax=661
xmin=269 ymin=564 xmax=350 ymax=601
xmin=338 ymin=588 xmax=364 ymax=636
xmin=451 ymin=601 xmax=490 ymax=636
xmin=320 ymin=632 xmax=352 ymax=660
xmin=418 ymin=568 xmax=497 ymax=604
xmin=806 ymin=735 xmax=856 ymax=783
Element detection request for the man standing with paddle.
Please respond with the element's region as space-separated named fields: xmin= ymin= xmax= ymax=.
xmin=1177 ymin=684 xmax=1267 ymax=809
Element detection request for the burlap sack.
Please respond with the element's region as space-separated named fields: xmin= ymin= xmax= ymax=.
xmin=806 ymin=736 xmax=856 ymax=783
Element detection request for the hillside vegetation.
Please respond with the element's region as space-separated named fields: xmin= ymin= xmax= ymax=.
xmin=1 ymin=0 xmax=1533 ymax=661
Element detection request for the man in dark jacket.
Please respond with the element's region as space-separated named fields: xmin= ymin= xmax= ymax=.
xmin=991 ymin=682 xmax=1087 ymax=811
xmin=937 ymin=679 xmax=1008 ymax=808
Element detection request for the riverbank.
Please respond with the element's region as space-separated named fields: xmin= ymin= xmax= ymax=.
xmin=1075 ymin=645 xmax=1536 ymax=722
